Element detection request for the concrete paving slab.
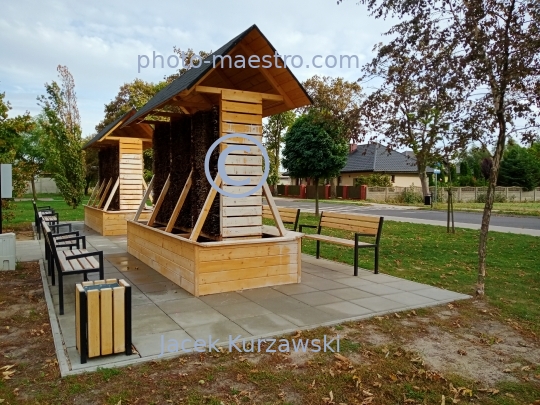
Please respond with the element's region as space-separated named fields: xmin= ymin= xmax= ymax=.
xmin=356 ymin=284 xmax=403 ymax=295
xmin=350 ymin=296 xmax=405 ymax=312
xmin=133 ymin=330 xmax=194 ymax=357
xmin=316 ymin=301 xmax=373 ymax=318
xmin=183 ymin=320 xmax=251 ymax=343
xmin=325 ymin=288 xmax=376 ymax=301
xmin=291 ymin=291 xmax=344 ymax=306
xmin=383 ymin=280 xmax=431 ymax=291
xmin=200 ymin=292 xmax=251 ymax=307
xmin=169 ymin=307 xmax=230 ymax=328
xmin=280 ymin=307 xmax=337 ymax=326
xmin=383 ymin=291 xmax=438 ymax=306
xmin=234 ymin=313 xmax=297 ymax=336
xmin=215 ymin=301 xmax=272 ymax=320
xmin=272 ymin=283 xmax=318 ymax=295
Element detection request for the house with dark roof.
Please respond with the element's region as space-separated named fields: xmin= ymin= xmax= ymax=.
xmin=338 ymin=143 xmax=433 ymax=187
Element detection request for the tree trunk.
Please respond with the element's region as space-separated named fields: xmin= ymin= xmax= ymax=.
xmin=477 ymin=118 xmax=506 ymax=297
xmin=330 ymin=177 xmax=337 ymax=199
xmin=314 ymin=177 xmax=320 ymax=216
xmin=31 ymin=177 xmax=37 ymax=201
xmin=419 ymin=169 xmax=429 ymax=196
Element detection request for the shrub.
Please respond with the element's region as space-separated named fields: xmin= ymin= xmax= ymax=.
xmin=398 ymin=185 xmax=424 ymax=204
xmin=475 ymin=192 xmax=507 ymax=203
xmin=354 ymin=173 xmax=393 ymax=187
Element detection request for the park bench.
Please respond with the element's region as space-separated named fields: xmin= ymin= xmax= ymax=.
xmin=32 ymin=200 xmax=57 ymax=240
xmin=299 ymin=211 xmax=384 ymax=275
xmin=262 ymin=205 xmax=301 ymax=236
xmin=42 ymin=221 xmax=104 ymax=315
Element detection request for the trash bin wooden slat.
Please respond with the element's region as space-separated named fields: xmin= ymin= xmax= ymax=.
xmin=75 ymin=279 xmax=132 ymax=364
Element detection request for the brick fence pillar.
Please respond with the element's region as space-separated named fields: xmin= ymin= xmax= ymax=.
xmin=325 ymin=185 xmax=331 ymax=199
xmin=300 ymin=185 xmax=306 ymax=199
xmin=360 ymin=185 xmax=367 ymax=200
xmin=343 ymin=186 xmax=348 ymax=200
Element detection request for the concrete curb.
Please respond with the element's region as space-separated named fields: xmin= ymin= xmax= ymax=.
xmin=39 ymin=259 xmax=71 ymax=376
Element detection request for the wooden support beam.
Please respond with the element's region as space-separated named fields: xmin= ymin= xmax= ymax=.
xmin=170 ymin=100 xmax=212 ymax=109
xmin=141 ymin=176 xmax=154 ymax=203
xmin=103 ymin=178 xmax=120 ymax=211
xmin=149 ymin=111 xmax=184 ymax=118
xmin=147 ymin=174 xmax=170 ymax=227
xmin=97 ymin=178 xmax=113 ymax=209
xmin=195 ymin=86 xmax=283 ymax=102
xmin=238 ymin=42 xmax=295 ymax=109
xmin=87 ymin=180 xmax=102 ymax=206
xmin=263 ymin=183 xmax=286 ymax=236
xmin=134 ymin=175 xmax=154 ymax=222
xmin=165 ymin=170 xmax=193 ymax=233
xmin=190 ymin=174 xmax=221 ymax=241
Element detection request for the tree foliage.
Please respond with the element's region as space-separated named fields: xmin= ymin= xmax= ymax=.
xmin=354 ymin=173 xmax=392 ymax=187
xmin=17 ymin=118 xmax=48 ymax=199
xmin=498 ymin=144 xmax=540 ymax=190
xmin=38 ymin=65 xmax=85 ymax=208
xmin=263 ymin=111 xmax=296 ymax=186
xmin=283 ymin=111 xmax=349 ymax=214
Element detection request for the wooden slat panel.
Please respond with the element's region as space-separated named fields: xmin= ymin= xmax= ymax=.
xmin=222 ymin=196 xmax=262 ymax=206
xmin=221 ymin=123 xmax=262 ymax=135
xmin=321 ymin=217 xmax=380 ymax=230
xmin=198 ymin=273 xmax=297 ymax=295
xmin=200 ymin=253 xmax=295 ymax=273
xmin=221 ymin=100 xmax=262 ymax=115
xmin=222 ymin=216 xmax=262 ymax=227
xmin=222 ymin=185 xmax=262 ymax=196
xmin=113 ymin=286 xmax=125 ymax=353
xmin=199 ymin=241 xmax=297 ymax=262
xmin=222 ymin=206 xmax=262 ymax=217
xmin=320 ymin=222 xmax=378 ymax=235
xmin=87 ymin=289 xmax=101 ymax=358
xmin=224 ymin=155 xmax=262 ymax=166
xmin=225 ymin=165 xmax=261 ymax=175
xmin=221 ymin=89 xmax=262 ymax=103
xmin=222 ymin=111 xmax=261 ymax=125
xmin=221 ymin=225 xmax=262 ymax=238
xmin=100 ymin=288 xmax=113 ymax=355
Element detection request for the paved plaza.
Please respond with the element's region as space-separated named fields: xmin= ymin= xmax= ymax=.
xmin=16 ymin=222 xmax=470 ymax=376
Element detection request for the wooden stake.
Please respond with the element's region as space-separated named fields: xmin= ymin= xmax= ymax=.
xmin=87 ymin=180 xmax=101 ymax=206
xmin=134 ymin=175 xmax=154 ymax=222
xmin=262 ymin=183 xmax=286 ymax=236
xmin=147 ymin=174 xmax=170 ymax=227
xmin=190 ymin=174 xmax=221 ymax=241
xmin=91 ymin=180 xmax=106 ymax=207
xmin=97 ymin=178 xmax=113 ymax=209
xmin=103 ymin=178 xmax=119 ymax=211
xmin=165 ymin=170 xmax=193 ymax=233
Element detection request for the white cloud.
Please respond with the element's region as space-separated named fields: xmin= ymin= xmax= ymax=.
xmin=0 ymin=0 xmax=395 ymax=136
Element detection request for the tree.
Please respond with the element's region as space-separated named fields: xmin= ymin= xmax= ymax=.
xmin=358 ymin=36 xmax=471 ymax=198
xmin=17 ymin=118 xmax=48 ymax=200
xmin=498 ymin=144 xmax=540 ymax=190
xmin=0 ymin=92 xmax=34 ymax=222
xmin=302 ymin=76 xmax=363 ymax=197
xmin=337 ymin=0 xmax=540 ymax=297
xmin=263 ymin=111 xmax=296 ymax=188
xmin=282 ymin=111 xmax=349 ymax=215
xmin=96 ymin=79 xmax=167 ymax=132
xmin=82 ymin=135 xmax=99 ymax=196
xmin=38 ymin=65 xmax=85 ymax=208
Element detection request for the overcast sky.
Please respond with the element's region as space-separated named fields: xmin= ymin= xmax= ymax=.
xmin=0 ymin=0 xmax=395 ymax=137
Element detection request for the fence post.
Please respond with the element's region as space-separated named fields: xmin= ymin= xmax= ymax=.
xmin=520 ymin=188 xmax=522 ymax=202
xmin=343 ymin=185 xmax=348 ymax=200
xmin=384 ymin=187 xmax=388 ymax=202
xmin=284 ymin=185 xmax=289 ymax=197
xmin=325 ymin=185 xmax=330 ymax=199
xmin=475 ymin=187 xmax=477 ymax=201
xmin=458 ymin=187 xmax=462 ymax=202
xmin=361 ymin=185 xmax=367 ymax=200
xmin=300 ymin=185 xmax=306 ymax=199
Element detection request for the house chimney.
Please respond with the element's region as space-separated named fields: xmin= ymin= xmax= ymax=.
xmin=349 ymin=143 xmax=357 ymax=153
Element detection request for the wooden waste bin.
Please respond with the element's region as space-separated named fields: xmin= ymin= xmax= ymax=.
xmin=75 ymin=279 xmax=132 ymax=364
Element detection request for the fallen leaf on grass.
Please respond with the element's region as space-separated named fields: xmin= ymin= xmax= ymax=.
xmin=334 ymin=353 xmax=349 ymax=363
xmin=292 ymin=330 xmax=301 ymax=339
xmin=457 ymin=350 xmax=467 ymax=356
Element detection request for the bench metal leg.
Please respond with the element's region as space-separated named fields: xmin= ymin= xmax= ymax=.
xmin=354 ymin=235 xmax=359 ymax=276
xmin=374 ymin=245 xmax=379 ymax=274
xmin=59 ymin=273 xmax=64 ymax=315
xmin=79 ymin=290 xmax=87 ymax=364
xmin=316 ymin=241 xmax=320 ymax=259
xmin=51 ymin=259 xmax=56 ymax=286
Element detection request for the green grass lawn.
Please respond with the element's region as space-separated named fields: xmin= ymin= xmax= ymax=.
xmin=270 ymin=213 xmax=540 ymax=332
xmin=6 ymin=195 xmax=88 ymax=226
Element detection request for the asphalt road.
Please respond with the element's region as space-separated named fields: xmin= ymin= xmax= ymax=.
xmin=273 ymin=199 xmax=540 ymax=231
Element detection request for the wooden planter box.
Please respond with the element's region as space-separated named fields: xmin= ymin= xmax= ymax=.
xmin=85 ymin=205 xmax=151 ymax=236
xmin=126 ymin=220 xmax=302 ymax=296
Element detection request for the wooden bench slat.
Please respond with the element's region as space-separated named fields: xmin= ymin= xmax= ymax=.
xmin=58 ymin=252 xmax=75 ymax=271
xmin=321 ymin=211 xmax=381 ymax=223
xmin=320 ymin=221 xmax=378 ymax=235
xmin=303 ymin=233 xmax=375 ymax=247
xmin=321 ymin=216 xmax=380 ymax=229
